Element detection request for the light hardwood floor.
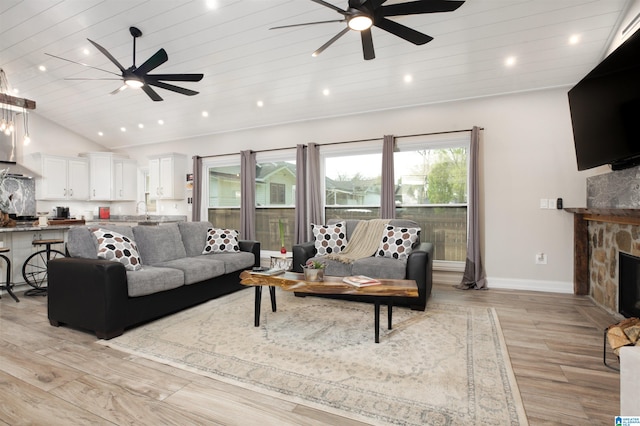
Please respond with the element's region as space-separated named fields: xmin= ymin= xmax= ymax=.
xmin=0 ymin=283 xmax=621 ymax=425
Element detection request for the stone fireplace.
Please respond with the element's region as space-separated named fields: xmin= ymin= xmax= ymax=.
xmin=587 ymin=219 xmax=640 ymax=315
xmin=567 ymin=165 xmax=640 ymax=316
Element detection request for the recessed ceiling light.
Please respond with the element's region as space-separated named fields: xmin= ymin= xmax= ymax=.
xmin=404 ymin=74 xmax=413 ymax=83
xmin=206 ymin=0 xmax=218 ymax=9
xmin=202 ymin=111 xmax=209 ymax=117
xmin=138 ymin=123 xmax=144 ymax=129
xmin=98 ymin=131 xmax=104 ymax=136
xmin=12 ymin=88 xmax=19 ymax=94
xmin=323 ymin=88 xmax=330 ymax=96
xmin=505 ymin=56 xmax=517 ymax=67
xmin=83 ymin=48 xmax=90 ymax=55
xmin=257 ymin=100 xmax=264 ymax=107
xmin=120 ymin=127 xmax=126 ymax=132
xmin=158 ymin=119 xmax=164 ymax=125
xmin=38 ymin=65 xmax=46 ymax=72
xmin=569 ymin=34 xmax=581 ymax=45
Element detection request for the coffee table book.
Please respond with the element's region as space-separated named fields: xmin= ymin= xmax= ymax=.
xmin=343 ymin=275 xmax=381 ymax=287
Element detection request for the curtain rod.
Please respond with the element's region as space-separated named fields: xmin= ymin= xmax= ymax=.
xmin=197 ymin=127 xmax=483 ymax=159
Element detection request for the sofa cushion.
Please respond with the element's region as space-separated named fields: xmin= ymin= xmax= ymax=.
xmin=178 ymin=221 xmax=214 ymax=257
xmin=312 ymin=222 xmax=347 ymax=255
xmin=309 ymin=255 xmax=353 ymax=277
xmin=155 ymin=257 xmax=226 ymax=285
xmin=126 ymin=265 xmax=185 ymax=297
xmin=93 ymin=228 xmax=142 ymax=271
xmin=193 ymin=252 xmax=256 ymax=274
xmin=352 ymin=256 xmax=407 ymax=280
xmin=376 ymin=225 xmax=420 ymax=259
xmin=132 ymin=223 xmax=187 ymax=265
xmin=67 ymin=225 xmax=135 ymax=259
xmin=203 ymin=228 xmax=240 ymax=253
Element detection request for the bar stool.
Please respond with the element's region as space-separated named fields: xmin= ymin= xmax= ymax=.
xmin=22 ymin=238 xmax=66 ymax=297
xmin=0 ymin=247 xmax=19 ymax=302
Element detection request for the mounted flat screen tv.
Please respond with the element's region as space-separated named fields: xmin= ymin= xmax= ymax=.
xmin=568 ymin=28 xmax=640 ymax=171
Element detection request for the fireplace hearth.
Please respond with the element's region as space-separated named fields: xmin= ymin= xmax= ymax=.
xmin=619 ymin=252 xmax=640 ymax=318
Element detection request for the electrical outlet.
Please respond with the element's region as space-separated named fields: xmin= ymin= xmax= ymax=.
xmin=539 ymin=198 xmax=548 ymax=209
xmin=536 ymin=253 xmax=547 ymax=264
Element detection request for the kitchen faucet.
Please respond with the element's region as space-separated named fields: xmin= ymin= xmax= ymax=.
xmin=136 ymin=201 xmax=149 ymax=220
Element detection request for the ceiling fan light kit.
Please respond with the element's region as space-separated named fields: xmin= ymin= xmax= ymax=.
xmin=273 ymin=0 xmax=465 ymax=60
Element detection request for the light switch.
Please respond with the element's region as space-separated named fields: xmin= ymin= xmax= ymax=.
xmin=539 ymin=198 xmax=548 ymax=209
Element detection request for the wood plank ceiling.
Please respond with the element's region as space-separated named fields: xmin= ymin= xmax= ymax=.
xmin=0 ymin=0 xmax=632 ymax=149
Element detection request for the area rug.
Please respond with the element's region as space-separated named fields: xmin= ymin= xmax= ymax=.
xmin=98 ymin=289 xmax=528 ymax=425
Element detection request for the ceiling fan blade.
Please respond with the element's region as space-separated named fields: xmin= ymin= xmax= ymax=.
xmin=270 ymin=19 xmax=345 ymax=30
xmin=45 ymin=53 xmax=122 ymax=77
xmin=110 ymin=85 xmax=127 ymax=95
xmin=146 ymin=80 xmax=199 ymax=96
xmin=375 ymin=17 xmax=433 ymax=45
xmin=134 ymin=48 xmax=169 ymax=76
xmin=313 ymin=27 xmax=350 ymax=57
xmin=310 ymin=0 xmax=348 ymax=15
xmin=64 ymin=77 xmax=122 ymax=81
xmin=146 ymin=73 xmax=203 ymax=82
xmin=87 ymin=38 xmax=127 ymax=72
xmin=381 ymin=0 xmax=464 ymax=17
xmin=142 ymin=84 xmax=163 ymax=101
xmin=361 ymin=28 xmax=375 ymax=60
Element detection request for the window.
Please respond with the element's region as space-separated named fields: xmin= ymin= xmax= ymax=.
xmin=324 ymin=144 xmax=382 ymax=220
xmin=204 ymin=152 xmax=296 ymax=252
xmin=205 ymin=157 xmax=241 ymax=232
xmin=256 ymin=152 xmax=296 ymax=251
xmin=323 ymin=135 xmax=469 ymax=262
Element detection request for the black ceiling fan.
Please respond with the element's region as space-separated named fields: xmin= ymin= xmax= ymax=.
xmin=46 ymin=26 xmax=203 ymax=101
xmin=271 ymin=0 xmax=464 ymax=60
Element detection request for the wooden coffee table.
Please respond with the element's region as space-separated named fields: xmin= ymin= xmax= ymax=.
xmin=239 ymin=271 xmax=418 ymax=343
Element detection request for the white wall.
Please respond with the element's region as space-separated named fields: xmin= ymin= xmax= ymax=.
xmin=120 ymin=87 xmax=600 ymax=293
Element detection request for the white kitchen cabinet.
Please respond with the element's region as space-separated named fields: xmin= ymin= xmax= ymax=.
xmin=33 ymin=154 xmax=89 ymax=201
xmin=148 ymin=153 xmax=186 ymax=200
xmin=81 ymin=152 xmax=113 ymax=201
xmin=113 ymin=158 xmax=137 ymax=200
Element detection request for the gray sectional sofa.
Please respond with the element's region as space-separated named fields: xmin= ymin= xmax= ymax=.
xmin=292 ymin=219 xmax=433 ymax=311
xmin=48 ymin=221 xmax=259 ymax=339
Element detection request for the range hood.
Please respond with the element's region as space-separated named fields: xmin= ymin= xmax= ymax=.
xmin=0 ymin=161 xmax=41 ymax=178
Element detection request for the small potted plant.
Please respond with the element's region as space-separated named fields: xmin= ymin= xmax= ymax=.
xmin=303 ymin=259 xmax=326 ymax=282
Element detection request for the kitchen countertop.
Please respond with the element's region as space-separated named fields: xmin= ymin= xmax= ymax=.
xmin=0 ymin=215 xmax=188 ymax=233
xmin=0 ymin=224 xmax=77 ymax=233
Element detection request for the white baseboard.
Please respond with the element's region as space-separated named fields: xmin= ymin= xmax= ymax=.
xmin=487 ymin=277 xmax=573 ymax=294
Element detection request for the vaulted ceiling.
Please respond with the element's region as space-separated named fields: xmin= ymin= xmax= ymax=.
xmin=0 ymin=0 xmax=632 ymax=150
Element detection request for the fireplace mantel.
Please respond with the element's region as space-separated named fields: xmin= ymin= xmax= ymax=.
xmin=565 ymin=208 xmax=640 ymax=296
xmin=565 ymin=208 xmax=640 ymax=226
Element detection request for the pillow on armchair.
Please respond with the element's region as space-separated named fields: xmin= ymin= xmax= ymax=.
xmin=311 ymin=222 xmax=348 ymax=255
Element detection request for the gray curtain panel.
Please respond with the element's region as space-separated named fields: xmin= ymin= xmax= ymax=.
xmin=240 ymin=150 xmax=256 ymax=240
xmin=294 ymin=144 xmax=307 ymax=244
xmin=191 ymin=155 xmax=202 ymax=222
xmin=381 ymin=134 xmax=396 ymax=219
xmin=308 ymin=143 xmax=323 ymax=229
xmin=457 ymin=126 xmax=487 ymax=290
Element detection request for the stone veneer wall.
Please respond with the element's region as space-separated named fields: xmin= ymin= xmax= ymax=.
xmin=588 ymin=221 xmax=640 ymax=314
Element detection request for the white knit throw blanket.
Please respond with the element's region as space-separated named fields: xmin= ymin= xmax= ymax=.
xmin=325 ymin=219 xmax=388 ymax=264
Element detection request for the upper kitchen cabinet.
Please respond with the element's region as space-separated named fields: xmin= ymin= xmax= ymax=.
xmin=113 ymin=158 xmax=137 ymax=201
xmin=80 ymin=152 xmax=113 ymax=201
xmin=33 ymin=154 xmax=89 ymax=201
xmin=148 ymin=153 xmax=186 ymax=200
xmin=80 ymin=152 xmax=138 ymax=201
